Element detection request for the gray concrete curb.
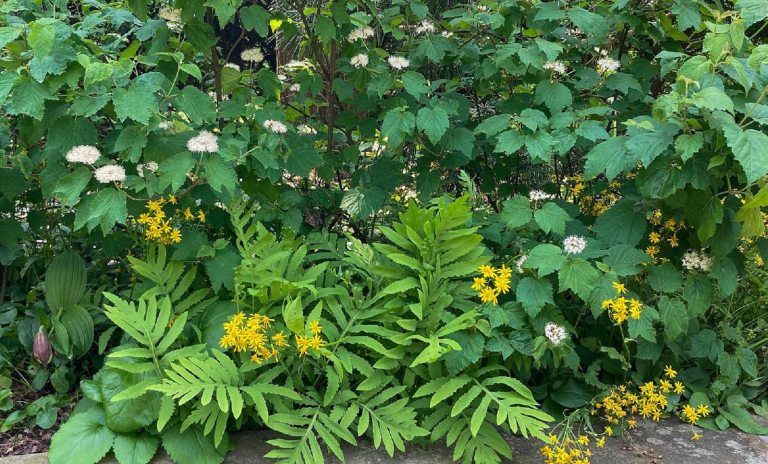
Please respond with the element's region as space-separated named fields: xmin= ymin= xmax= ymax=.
xmin=1 ymin=418 xmax=766 ymax=463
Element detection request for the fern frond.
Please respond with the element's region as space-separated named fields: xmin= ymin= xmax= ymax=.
xmin=355 ymin=388 xmax=429 ymax=457
xmin=265 ymin=407 xmax=356 ymax=464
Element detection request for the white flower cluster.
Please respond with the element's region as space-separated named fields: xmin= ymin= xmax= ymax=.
xmin=158 ymin=7 xmax=182 ymax=31
xmin=94 ymin=164 xmax=126 ymax=183
xmin=137 ymin=161 xmax=159 ymax=178
xmin=597 ymin=56 xmax=620 ymax=74
xmin=543 ymin=61 xmax=567 ymax=74
xmin=544 ymin=322 xmax=567 ymax=346
xmin=289 ymin=83 xmax=301 ymax=92
xmin=223 ymin=63 xmax=241 ymax=72
xmin=529 ymin=190 xmax=555 ymax=201
xmin=241 ymin=48 xmax=265 ymax=63
xmin=414 ymin=21 xmax=436 ymax=35
xmin=387 ymin=56 xmax=410 ymax=70
xmin=682 ymin=250 xmax=713 ymax=272
xmin=65 ymin=145 xmax=101 ymax=165
xmin=158 ymin=121 xmax=171 ymax=130
xmin=441 ymin=31 xmax=454 ymax=38
xmin=297 ymin=124 xmax=317 ymax=135
xmin=350 ymin=53 xmax=369 ymax=68
xmin=347 ymin=26 xmax=375 ymax=42
xmin=515 ymin=255 xmax=527 ymax=274
xmin=187 ymin=130 xmax=219 ymax=153
xmin=263 ymin=119 xmax=288 ymax=134
xmin=284 ymin=60 xmax=313 ymax=71
xmin=563 ymin=235 xmax=587 ymax=254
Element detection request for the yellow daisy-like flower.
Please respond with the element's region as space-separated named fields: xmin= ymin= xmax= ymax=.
xmin=604 ymin=426 xmax=613 ymax=436
xmin=596 ymin=437 xmax=606 ymax=448
xmin=664 ymin=366 xmax=677 ymax=378
xmin=696 ymin=404 xmax=710 ymax=416
xmin=649 ymin=231 xmax=661 ymax=243
xmin=478 ymin=264 xmax=496 ymax=278
xmin=674 ymin=381 xmax=685 ymax=394
xmin=479 ymin=286 xmax=499 ymax=304
xmin=197 ymin=210 xmax=206 ymax=222
xmin=471 ymin=277 xmax=487 ymax=291
xmin=272 ymin=331 xmax=287 ymax=347
xmin=184 ymin=207 xmax=195 ymax=221
xmin=611 ymin=281 xmax=627 ymax=294
xmin=577 ymin=435 xmax=589 ymax=446
xmin=493 ymin=275 xmax=511 ymax=294
xmin=309 ymin=320 xmax=322 ymax=336
xmin=692 ymin=432 xmax=703 ymax=441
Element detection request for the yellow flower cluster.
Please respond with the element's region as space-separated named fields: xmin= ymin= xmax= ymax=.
xmin=540 ymin=434 xmax=596 ymax=464
xmin=295 ymin=319 xmax=325 ymax=356
xmin=473 ymin=264 xmax=512 ymax=305
xmin=600 ymin=282 xmax=643 ymax=324
xmin=219 ymin=312 xmax=326 ymax=362
xmin=135 ymin=196 xmax=206 ymax=244
xmin=219 ymin=311 xmax=284 ymax=364
xmin=563 ymin=175 xmax=622 ymax=216
xmin=645 ymin=210 xmax=683 ymax=259
xmin=593 ymin=366 xmax=706 ymax=441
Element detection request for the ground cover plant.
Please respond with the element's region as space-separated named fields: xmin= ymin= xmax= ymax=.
xmin=0 ymin=0 xmax=767 ymax=463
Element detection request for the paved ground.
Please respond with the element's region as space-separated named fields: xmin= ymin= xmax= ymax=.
xmin=1 ymin=418 xmax=766 ymax=463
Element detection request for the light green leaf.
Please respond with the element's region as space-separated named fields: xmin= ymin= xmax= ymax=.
xmin=516 ymin=277 xmax=554 ymax=317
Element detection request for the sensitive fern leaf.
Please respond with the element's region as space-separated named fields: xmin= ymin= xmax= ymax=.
xmin=355 ymin=386 xmax=429 ymax=457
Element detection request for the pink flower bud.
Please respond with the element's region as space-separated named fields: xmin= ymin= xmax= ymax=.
xmin=33 ymin=331 xmax=52 ymax=367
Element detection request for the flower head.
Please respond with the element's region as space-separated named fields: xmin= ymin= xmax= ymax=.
xmin=387 ymin=56 xmax=410 ymax=70
xmin=241 ymin=48 xmax=265 ymax=63
xmin=187 ymin=130 xmax=219 ymax=153
xmin=529 ymin=190 xmax=554 ymax=201
xmin=65 ymin=145 xmax=101 ymax=165
xmin=94 ymin=164 xmax=126 ymax=183
xmin=347 ymin=26 xmax=375 ymax=42
xmin=562 ymin=235 xmax=587 ymax=254
xmin=682 ymin=249 xmax=713 ymax=272
xmin=224 ymin=62 xmax=241 ymax=71
xmin=543 ymin=61 xmax=567 ymax=74
xmin=350 ymin=53 xmax=369 ymax=68
xmin=597 ymin=56 xmax=620 ymax=74
xmin=263 ymin=119 xmax=288 ymax=134
xmin=544 ymin=322 xmax=567 ymax=346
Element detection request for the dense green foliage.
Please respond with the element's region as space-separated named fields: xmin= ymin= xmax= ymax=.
xmin=1 ymin=0 xmax=767 ymax=463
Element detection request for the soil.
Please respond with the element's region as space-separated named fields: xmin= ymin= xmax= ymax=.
xmin=0 ymin=382 xmax=73 ymax=457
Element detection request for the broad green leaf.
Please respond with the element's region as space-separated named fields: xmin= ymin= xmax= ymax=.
xmin=113 ymin=433 xmax=160 ymax=464
xmin=533 ymin=202 xmax=569 ymax=235
xmin=498 ymin=197 xmax=531 ymax=229
xmin=558 ymin=258 xmax=599 ymax=299
xmin=583 ymin=136 xmax=630 ymax=180
xmin=417 ymin=107 xmax=450 ymax=144
xmin=48 ymin=408 xmax=115 ymax=464
xmin=534 ymin=80 xmax=572 ymax=113
xmin=727 ymin=129 xmax=768 ymax=183
xmin=176 ymin=86 xmax=216 ymax=123
xmin=658 ymin=296 xmax=688 ymax=341
xmin=381 ymin=108 xmax=415 ymax=147
xmin=516 ymin=277 xmax=553 ymax=317
xmin=593 ymin=199 xmax=646 ymax=246
xmin=524 ymin=244 xmax=566 ymax=277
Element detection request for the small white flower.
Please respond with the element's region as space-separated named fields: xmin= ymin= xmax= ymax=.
xmin=563 ymin=235 xmax=587 ymax=254
xmin=387 ymin=56 xmax=410 ymax=70
xmin=297 ymin=124 xmax=317 ymax=135
xmin=543 ymin=61 xmax=567 ymax=74
xmin=223 ymin=63 xmax=241 ymax=72
xmin=137 ymin=161 xmax=159 ymax=178
xmin=350 ymin=53 xmax=369 ymax=68
xmin=65 ymin=145 xmax=101 ymax=165
xmin=347 ymin=26 xmax=375 ymax=42
xmin=682 ymin=249 xmax=713 ymax=272
xmin=158 ymin=121 xmax=170 ymax=130
xmin=94 ymin=164 xmax=126 ymax=183
xmin=544 ymin=322 xmax=567 ymax=346
xmin=277 ymin=74 xmax=288 ymax=82
xmin=241 ymin=48 xmax=265 ymax=63
xmin=186 ymin=130 xmax=219 ymax=153
xmin=289 ymin=83 xmax=301 ymax=92
xmin=263 ymin=119 xmax=288 ymax=134
xmin=414 ymin=20 xmax=436 ymax=35
xmin=529 ymin=190 xmax=555 ymax=201
xmin=441 ymin=30 xmax=454 ymax=38
xmin=597 ymin=56 xmax=620 ymax=74
xmin=515 ymin=255 xmax=527 ymax=274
